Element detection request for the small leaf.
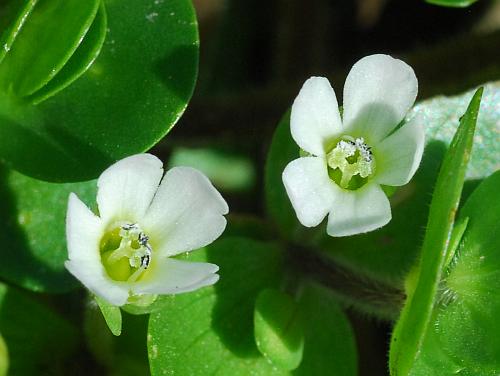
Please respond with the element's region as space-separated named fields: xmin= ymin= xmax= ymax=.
xmin=0 ymin=0 xmax=100 ymax=96
xmin=28 ymin=2 xmax=107 ymax=104
xmin=0 ymin=0 xmax=37 ymax=65
xmin=295 ymin=283 xmax=358 ymax=376
xmin=389 ymin=88 xmax=483 ymax=376
xmin=425 ymin=0 xmax=479 ymax=8
xmin=95 ymin=295 xmax=122 ymax=336
xmin=148 ymin=237 xmax=286 ymax=375
xmin=254 ymin=289 xmax=304 ymax=371
xmin=0 ymin=333 xmax=8 ymax=376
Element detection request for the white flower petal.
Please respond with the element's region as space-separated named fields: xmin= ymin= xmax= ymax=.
xmin=282 ymin=156 xmax=336 ymax=227
xmin=143 ymin=167 xmax=228 ymax=257
xmin=96 ymin=154 xmax=164 ymax=224
xmin=343 ymin=54 xmax=418 ymax=142
xmin=133 ymin=258 xmax=219 ymax=295
xmin=65 ymin=193 xmax=129 ymax=306
xmin=291 ymin=76 xmax=343 ymax=156
xmin=327 ymin=184 xmax=391 ymax=237
xmin=375 ymin=116 xmax=425 ymax=186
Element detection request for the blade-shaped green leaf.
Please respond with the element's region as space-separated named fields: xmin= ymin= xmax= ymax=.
xmin=254 ymin=289 xmax=304 ymax=371
xmin=0 ymin=0 xmax=37 ymax=65
xmin=389 ymin=88 xmax=483 ymax=376
xmin=28 ymin=1 xmax=107 ymax=105
xmin=95 ymin=295 xmax=122 ymax=337
xmin=0 ymin=0 xmax=100 ymax=97
xmin=0 ymin=164 xmax=96 ymax=292
xmin=0 ymin=0 xmax=199 ymax=182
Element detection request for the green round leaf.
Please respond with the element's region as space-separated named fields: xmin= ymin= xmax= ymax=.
xmin=294 ymin=283 xmax=358 ymax=376
xmin=148 ymin=237 xmax=286 ymax=375
xmin=0 ymin=0 xmax=199 ymax=182
xmin=254 ymin=289 xmax=304 ymax=371
xmin=0 ymin=164 xmax=96 ymax=292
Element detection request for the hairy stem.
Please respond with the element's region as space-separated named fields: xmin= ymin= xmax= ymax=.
xmin=288 ymin=245 xmax=406 ymax=321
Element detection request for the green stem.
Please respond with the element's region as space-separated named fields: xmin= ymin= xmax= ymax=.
xmin=288 ymin=245 xmax=406 ymax=321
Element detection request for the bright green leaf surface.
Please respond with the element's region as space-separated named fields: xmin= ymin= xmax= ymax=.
xmin=389 ymin=88 xmax=483 ymax=376
xmin=426 ymin=0 xmax=479 ymax=8
xmin=0 ymin=283 xmax=77 ymax=375
xmin=28 ymin=2 xmax=107 ymax=105
xmin=436 ymin=171 xmax=500 ymax=374
xmin=0 ymin=0 xmax=37 ymax=65
xmin=0 ymin=0 xmax=100 ymax=97
xmin=169 ymin=147 xmax=256 ymax=192
xmin=96 ymin=295 xmax=122 ymax=337
xmin=254 ymin=289 xmax=304 ymax=371
xmin=148 ymin=237 xmax=286 ymax=375
xmin=0 ymin=0 xmax=199 ymax=182
xmin=0 ymin=333 xmax=8 ymax=376
xmin=411 ymin=171 xmax=500 ymax=375
xmin=0 ymin=164 xmax=96 ymax=292
xmin=294 ymin=283 xmax=358 ymax=376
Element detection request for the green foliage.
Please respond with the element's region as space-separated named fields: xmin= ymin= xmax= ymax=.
xmin=169 ymin=147 xmax=256 ymax=192
xmin=254 ymin=289 xmax=304 ymax=371
xmin=0 ymin=165 xmax=96 ymax=292
xmin=411 ymin=171 xmax=500 ymax=375
xmin=147 ymin=237 xmax=358 ymax=375
xmin=95 ymin=295 xmax=122 ymax=336
xmin=85 ymin=306 xmax=150 ymax=375
xmin=0 ymin=0 xmax=199 ymax=182
xmin=0 ymin=333 xmax=7 ymax=376
xmin=0 ymin=283 xmax=77 ymax=375
xmin=148 ymin=237 xmax=286 ymax=375
xmin=294 ymin=283 xmax=358 ymax=376
xmin=426 ymin=0 xmax=479 ymax=8
xmin=0 ymin=0 xmax=100 ymax=97
xmin=389 ymin=88 xmax=483 ymax=376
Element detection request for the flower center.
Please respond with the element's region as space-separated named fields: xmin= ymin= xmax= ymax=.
xmin=100 ymin=222 xmax=152 ymax=283
xmin=326 ymin=136 xmax=375 ymax=190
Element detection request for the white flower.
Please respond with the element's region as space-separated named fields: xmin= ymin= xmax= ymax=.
xmin=65 ymin=154 xmax=229 ymax=306
xmin=282 ymin=54 xmax=424 ymax=237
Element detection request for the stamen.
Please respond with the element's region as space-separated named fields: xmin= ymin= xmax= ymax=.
xmin=326 ymin=136 xmax=375 ymax=189
xmin=101 ymin=223 xmax=153 ymax=282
